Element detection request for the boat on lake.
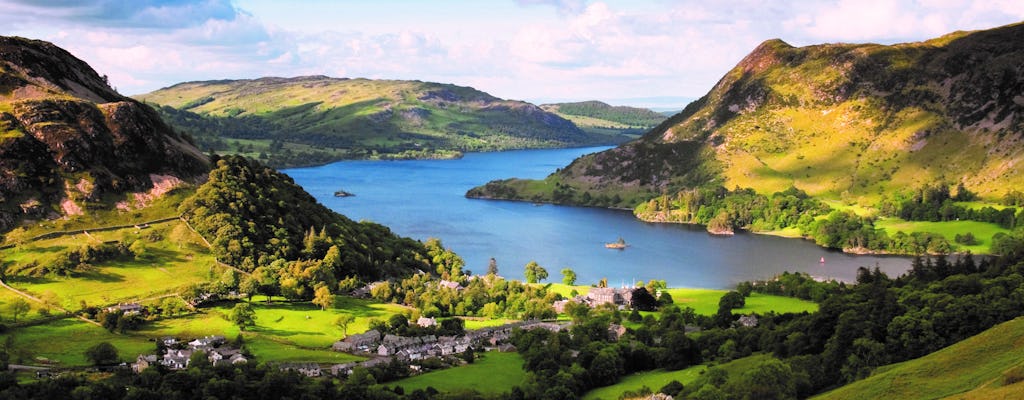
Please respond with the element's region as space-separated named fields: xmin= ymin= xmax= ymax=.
xmin=605 ymin=237 xmax=628 ymax=249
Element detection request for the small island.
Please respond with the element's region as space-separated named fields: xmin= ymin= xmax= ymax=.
xmin=604 ymin=237 xmax=628 ymax=249
xmin=334 ymin=189 xmax=354 ymax=198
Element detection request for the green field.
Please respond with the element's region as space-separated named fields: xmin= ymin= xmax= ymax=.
xmin=815 ymin=317 xmax=1024 ymax=399
xmin=2 ymin=221 xmax=220 ymax=310
xmin=664 ymin=289 xmax=817 ymax=316
xmin=583 ymin=354 xmax=774 ymax=400
xmin=874 ymin=218 xmax=1009 ymax=254
xmin=0 ymin=319 xmax=153 ymax=366
xmin=389 ymin=352 xmax=526 ymax=394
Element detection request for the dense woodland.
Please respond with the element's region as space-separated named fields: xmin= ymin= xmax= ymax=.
xmin=547 ymin=101 xmax=667 ymax=127
xmin=179 ymin=155 xmax=431 ymax=300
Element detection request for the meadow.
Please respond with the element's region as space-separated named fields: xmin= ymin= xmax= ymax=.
xmin=583 ymin=354 xmax=774 ymax=400
xmin=813 ymin=317 xmax=1024 ymax=399
xmin=389 ymin=351 xmax=526 ymax=394
xmin=874 ymin=218 xmax=1008 ymax=254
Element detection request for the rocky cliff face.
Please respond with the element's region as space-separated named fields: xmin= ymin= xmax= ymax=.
xmin=478 ymin=22 xmax=1024 ymax=206
xmin=0 ymin=36 xmax=209 ymax=231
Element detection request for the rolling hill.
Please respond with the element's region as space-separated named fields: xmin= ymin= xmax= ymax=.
xmin=0 ymin=36 xmax=209 ymax=232
xmin=814 ymin=316 xmax=1024 ymax=400
xmin=540 ymin=100 xmax=666 ymax=137
xmin=469 ymin=22 xmax=1024 ymax=208
xmin=136 ymin=77 xmax=626 ymax=167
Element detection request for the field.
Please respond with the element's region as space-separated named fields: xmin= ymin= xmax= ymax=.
xmin=389 ymin=351 xmax=526 ymax=394
xmin=1 ymin=220 xmax=219 ymax=310
xmin=815 ymin=317 xmax=1024 ymax=399
xmin=664 ymin=289 xmax=818 ymax=316
xmin=0 ymin=318 xmax=154 ymax=366
xmin=874 ymin=218 xmax=1009 ymax=254
xmin=583 ymin=354 xmax=774 ymax=400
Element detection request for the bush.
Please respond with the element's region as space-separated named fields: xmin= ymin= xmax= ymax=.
xmin=1004 ymin=365 xmax=1024 ymax=385
xmin=954 ymin=232 xmax=978 ymax=245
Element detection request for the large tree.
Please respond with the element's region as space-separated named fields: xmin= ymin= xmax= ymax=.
xmin=561 ymin=268 xmax=577 ymax=286
xmin=313 ymin=285 xmax=334 ymax=310
xmin=84 ymin=342 xmax=119 ymax=366
xmin=229 ymin=302 xmax=257 ymax=331
xmin=524 ymin=261 xmax=548 ymax=284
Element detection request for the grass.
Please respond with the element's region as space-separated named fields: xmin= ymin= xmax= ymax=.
xmin=814 ymin=316 xmax=1024 ymax=400
xmin=874 ymin=218 xmax=1009 ymax=254
xmin=0 ymin=318 xmax=153 ymax=366
xmin=2 ymin=221 xmax=220 ymax=309
xmin=583 ymin=364 xmax=708 ymax=400
xmin=583 ymin=353 xmax=774 ymax=400
xmin=459 ymin=317 xmax=518 ymax=330
xmin=389 ymin=351 xmax=526 ymax=394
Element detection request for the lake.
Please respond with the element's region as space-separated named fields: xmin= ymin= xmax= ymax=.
xmin=283 ymin=146 xmax=911 ymax=289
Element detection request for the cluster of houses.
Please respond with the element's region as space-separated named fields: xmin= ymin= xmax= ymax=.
xmin=132 ymin=335 xmax=248 ymax=372
xmin=328 ymin=320 xmax=569 ymax=376
xmin=553 ymin=286 xmax=639 ymax=313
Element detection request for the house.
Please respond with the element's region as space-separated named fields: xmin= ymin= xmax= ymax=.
xmin=279 ymin=362 xmax=322 ymax=377
xmin=416 ymin=316 xmax=437 ymax=328
xmin=188 ymin=335 xmax=226 ymax=348
xmin=209 ymin=347 xmax=246 ymax=366
xmin=438 ymin=280 xmax=462 ymax=290
xmin=159 ymin=336 xmax=178 ymax=347
xmin=332 ymin=362 xmax=358 ymax=376
xmin=332 ymin=329 xmax=382 ymax=352
xmin=133 ymin=354 xmax=158 ymax=372
xmin=107 ymin=303 xmax=143 ymax=315
xmin=161 ymin=349 xmax=192 ymax=370
xmin=377 ymin=344 xmax=395 ymax=357
xmin=607 ymin=324 xmax=628 ymax=341
xmin=738 ymin=315 xmax=759 ymax=328
xmin=585 ymin=287 xmax=636 ymax=308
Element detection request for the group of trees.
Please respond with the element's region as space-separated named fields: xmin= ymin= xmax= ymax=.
xmin=893 ymin=183 xmax=1022 ymax=228
xmin=179 ymin=156 xmax=434 ymax=306
xmin=636 ymin=186 xmax=830 ymax=235
xmin=369 ymin=267 xmax=559 ymax=321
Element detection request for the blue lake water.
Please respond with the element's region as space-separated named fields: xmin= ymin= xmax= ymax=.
xmin=283 ymin=146 xmax=911 ymax=289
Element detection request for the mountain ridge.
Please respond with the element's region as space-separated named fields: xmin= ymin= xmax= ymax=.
xmin=137 ymin=76 xmax=626 ymax=167
xmin=0 ymin=35 xmax=209 ymax=232
xmin=469 ymin=22 xmax=1024 ymax=207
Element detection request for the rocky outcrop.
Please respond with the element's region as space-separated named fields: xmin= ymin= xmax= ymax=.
xmin=0 ymin=36 xmax=209 ymax=231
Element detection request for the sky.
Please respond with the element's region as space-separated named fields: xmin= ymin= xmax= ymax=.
xmin=1 ymin=1 xmax=1022 ymax=109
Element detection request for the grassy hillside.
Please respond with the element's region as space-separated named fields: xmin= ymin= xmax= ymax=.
xmin=541 ymin=100 xmax=666 ymax=138
xmin=815 ymin=317 xmax=1024 ymax=400
xmin=138 ymin=77 xmax=628 ymax=167
xmin=583 ymin=353 xmax=773 ymax=400
xmin=471 ymin=22 xmax=1024 ymax=207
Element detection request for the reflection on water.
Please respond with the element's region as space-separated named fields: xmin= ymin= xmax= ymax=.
xmin=284 ymin=147 xmax=911 ymax=289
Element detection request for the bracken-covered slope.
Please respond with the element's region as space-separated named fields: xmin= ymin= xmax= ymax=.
xmin=0 ymin=36 xmax=209 ymax=231
xmin=137 ymin=76 xmax=620 ymax=160
xmin=471 ymin=22 xmax=1024 ymax=206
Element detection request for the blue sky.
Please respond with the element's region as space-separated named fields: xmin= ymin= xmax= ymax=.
xmin=1 ymin=0 xmax=1022 ymax=108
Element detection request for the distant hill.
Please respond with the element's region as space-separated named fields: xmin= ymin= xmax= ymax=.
xmin=815 ymin=316 xmax=1024 ymax=399
xmin=540 ymin=100 xmax=666 ymax=135
xmin=0 ymin=36 xmax=209 ymax=231
xmin=137 ymin=77 xmax=626 ymax=167
xmin=470 ymin=22 xmax=1024 ymax=207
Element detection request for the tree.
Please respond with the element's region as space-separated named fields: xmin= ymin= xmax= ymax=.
xmin=487 ymin=258 xmax=499 ymax=276
xmin=313 ymin=285 xmax=333 ymax=310
xmin=718 ymin=291 xmax=745 ymax=310
xmin=335 ymin=313 xmax=355 ymax=337
xmin=239 ymin=276 xmax=260 ymax=303
xmin=524 ymin=261 xmax=548 ymax=284
xmin=561 ymin=268 xmax=577 ymax=286
xmin=9 ymin=298 xmax=29 ymax=323
xmin=84 ymin=342 xmax=119 ymax=366
xmin=229 ymin=302 xmax=256 ymax=331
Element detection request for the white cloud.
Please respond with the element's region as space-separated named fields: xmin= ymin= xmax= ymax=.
xmin=2 ymin=0 xmax=1022 ymax=106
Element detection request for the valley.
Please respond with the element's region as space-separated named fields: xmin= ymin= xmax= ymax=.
xmin=0 ymin=6 xmax=1023 ymax=400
